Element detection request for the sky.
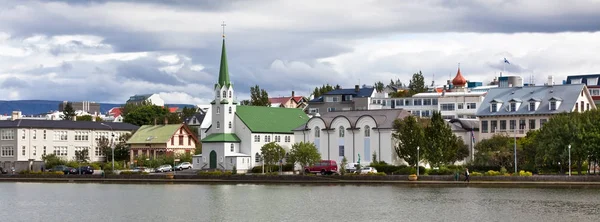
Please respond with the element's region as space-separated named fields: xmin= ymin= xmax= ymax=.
xmin=2 ymin=0 xmax=600 ymax=104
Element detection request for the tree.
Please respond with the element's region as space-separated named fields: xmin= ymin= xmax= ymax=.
xmin=260 ymin=142 xmax=285 ymax=172
xmin=195 ymin=142 xmax=202 ymax=155
xmin=374 ymin=81 xmax=384 ymax=93
xmin=423 ymin=111 xmax=456 ymax=167
xmin=101 ymin=133 xmax=133 ymax=162
xmin=340 ymin=156 xmax=348 ymax=175
xmin=42 ymin=154 xmax=66 ymax=169
xmin=392 ymin=115 xmax=425 ymax=167
xmin=474 ymin=134 xmax=516 ymax=168
xmin=95 ymin=116 xmax=103 ymax=122
xmin=96 ymin=136 xmax=110 ymax=162
xmin=123 ymin=103 xmax=171 ymax=126
xmin=371 ymin=151 xmax=378 ymax=165
xmin=74 ymin=149 xmax=89 ymax=162
xmin=61 ymin=102 xmax=76 ymax=121
xmin=250 ymin=85 xmax=271 ymax=106
xmin=408 ymin=71 xmax=427 ymax=96
xmin=288 ymin=141 xmax=321 ymax=175
xmin=77 ymin=115 xmax=93 ymax=121
xmin=181 ymin=107 xmax=196 ymax=121
xmin=240 ymin=100 xmax=251 ymax=105
xmin=312 ymin=84 xmax=336 ymax=98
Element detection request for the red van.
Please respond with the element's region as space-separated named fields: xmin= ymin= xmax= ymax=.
xmin=304 ymin=160 xmax=338 ymax=175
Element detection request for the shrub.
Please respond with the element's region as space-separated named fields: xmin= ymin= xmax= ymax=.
xmin=19 ymin=170 xmax=64 ymax=175
xmin=518 ymin=170 xmax=533 ymax=176
xmin=89 ymin=162 xmax=102 ymax=170
xmin=427 ymin=167 xmax=455 ymax=175
xmin=484 ymin=170 xmax=502 ymax=176
xmin=371 ymin=163 xmax=407 ymax=174
xmin=119 ymin=171 xmax=148 ymax=175
xmin=471 ymin=172 xmax=483 ymax=176
xmin=250 ymin=164 xmax=294 ymax=173
xmin=393 ymin=166 xmax=425 ymax=175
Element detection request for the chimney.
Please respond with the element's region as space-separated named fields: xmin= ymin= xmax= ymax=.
xmin=292 ymin=91 xmax=295 ymax=97
xmin=164 ymin=117 xmax=168 ymax=125
xmin=11 ymin=111 xmax=22 ymax=120
xmin=548 ymin=75 xmax=554 ymax=86
xmin=355 ymin=85 xmax=359 ymax=92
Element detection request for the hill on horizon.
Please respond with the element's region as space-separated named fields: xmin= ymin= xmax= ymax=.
xmin=0 ymin=100 xmax=196 ymax=116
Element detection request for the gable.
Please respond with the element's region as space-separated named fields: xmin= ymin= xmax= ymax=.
xmin=235 ymin=106 xmax=309 ymax=134
xmin=127 ymin=124 xmax=182 ymax=144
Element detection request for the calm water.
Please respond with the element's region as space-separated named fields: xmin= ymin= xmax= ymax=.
xmin=0 ymin=183 xmax=599 ymax=222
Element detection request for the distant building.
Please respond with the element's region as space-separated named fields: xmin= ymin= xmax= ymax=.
xmin=268 ymin=91 xmax=308 ymax=109
xmin=126 ymin=94 xmax=165 ymax=107
xmin=498 ymin=76 xmax=524 ymax=88
xmin=566 ymin=74 xmax=600 ymax=105
xmin=0 ymin=119 xmax=138 ymax=172
xmin=58 ymin=101 xmax=100 ymax=115
xmin=126 ymin=123 xmax=198 ymax=163
xmin=307 ymin=85 xmax=378 ymax=114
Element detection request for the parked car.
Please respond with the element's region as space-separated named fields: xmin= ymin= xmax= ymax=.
xmin=304 ymin=160 xmax=338 ymax=175
xmin=75 ymin=166 xmax=94 ymax=174
xmin=155 ymin=165 xmax=173 ymax=172
xmin=360 ymin=167 xmax=378 ymax=174
xmin=0 ymin=167 xmax=6 ymax=174
xmin=174 ymin=162 xmax=193 ymax=171
xmin=49 ymin=165 xmax=77 ymax=174
xmin=345 ymin=163 xmax=360 ymax=173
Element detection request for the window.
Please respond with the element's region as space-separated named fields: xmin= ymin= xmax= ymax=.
xmin=491 ymin=120 xmax=498 ymax=133
xmin=95 ymin=146 xmax=103 ymax=156
xmin=332 ymin=96 xmax=339 ymax=102
xmin=364 ymin=126 xmax=371 ymax=137
xmin=327 ymin=107 xmax=336 ymax=112
xmin=54 ymin=131 xmax=68 ymax=141
xmin=33 ymin=146 xmax=37 ymax=156
xmin=179 ymin=135 xmax=184 ymax=145
xmin=440 ymin=103 xmax=455 ymax=111
xmin=412 ymin=110 xmax=421 ymax=117
xmin=529 ymin=119 xmax=536 ymax=130
xmin=22 ymin=146 xmax=25 ymax=155
xmin=509 ymin=120 xmax=516 ymax=132
xmin=549 ymin=101 xmax=557 ymax=111
xmin=510 ymin=103 xmax=517 ymax=112
xmin=339 ymin=126 xmax=345 ymax=137
xmin=284 ymin=136 xmax=291 ymax=143
xmin=255 ymin=153 xmax=261 ymax=163
xmin=217 ymin=121 xmax=220 ymax=129
xmin=308 ymin=108 xmax=319 ymax=114
xmin=228 ymin=107 xmax=232 ymax=114
xmin=75 ymin=131 xmax=89 ymax=141
xmin=414 ymin=99 xmax=422 ymax=106
xmin=43 ymin=146 xmax=46 ymax=155
xmin=254 ymin=135 xmax=260 ymax=142
xmin=491 ymin=103 xmax=498 ymax=112
xmin=43 ymin=130 xmax=46 ymax=140
xmin=265 ymin=135 xmax=271 ymax=143
xmin=228 ymin=91 xmax=232 ymax=98
xmin=422 ymin=110 xmax=432 ymax=117
xmin=230 ymin=144 xmax=234 ymax=152
xmin=540 ymin=119 xmax=548 ymax=127
xmin=33 ymin=130 xmax=37 ymax=140
xmin=466 ymin=103 xmax=476 ymax=109
xmin=1 ymin=146 xmax=14 ymax=157
xmin=519 ymin=119 xmax=526 ymax=133
xmin=216 ymin=107 xmax=220 ymax=114
xmin=405 ymin=99 xmax=413 ymax=106
xmin=228 ymin=121 xmax=232 ymax=129
xmin=314 ymin=127 xmax=320 ymax=138
xmin=1 ymin=130 xmax=14 ymax=140
xmin=529 ymin=102 xmax=536 ymax=111
xmin=500 ymin=120 xmax=507 ymax=131
xmin=54 ymin=146 xmax=67 ymax=156
xmin=22 ymin=130 xmax=25 ymax=139
xmin=457 ymin=103 xmax=464 ymax=110
xmin=339 ymin=145 xmax=345 ymax=157
xmin=423 ymin=99 xmax=432 ymax=105
xmin=344 ymin=95 xmax=353 ymax=101
xmin=275 ymin=136 xmax=280 ymax=142
xmin=482 ymin=121 xmax=488 ymax=133
xmin=396 ymin=99 xmax=404 ymax=106
xmin=222 ymin=91 xmax=227 ymax=98
xmin=432 ymin=99 xmax=438 ymax=105
xmin=581 ymin=101 xmax=584 ymax=112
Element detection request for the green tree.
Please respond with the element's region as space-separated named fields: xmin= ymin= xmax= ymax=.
xmin=240 ymin=100 xmax=251 ymax=105
xmin=474 ymin=134 xmax=516 ymax=168
xmin=312 ymin=84 xmax=336 ymax=98
xmin=102 ymin=133 xmax=133 ymax=162
xmin=181 ymin=107 xmax=196 ymax=120
xmin=250 ymin=85 xmax=271 ymax=106
xmin=95 ymin=116 xmax=103 ymax=122
xmin=74 ymin=149 xmax=89 ymax=162
xmin=123 ymin=104 xmax=171 ymax=126
xmin=423 ymin=111 xmax=456 ymax=167
xmin=61 ymin=102 xmax=76 ymax=120
xmin=77 ymin=115 xmax=93 ymax=121
xmin=260 ymin=142 xmax=286 ymax=172
xmin=288 ymin=141 xmax=321 ymax=175
xmin=371 ymin=151 xmax=378 ymax=165
xmin=392 ymin=115 xmax=424 ymax=166
xmin=374 ymin=81 xmax=384 ymax=93
xmin=96 ymin=136 xmax=110 ymax=161
xmin=340 ymin=156 xmax=348 ymax=175
xmin=195 ymin=142 xmax=202 ymax=155
xmin=408 ymin=71 xmax=427 ymax=96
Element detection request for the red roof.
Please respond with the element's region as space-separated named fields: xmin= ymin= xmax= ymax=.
xmin=108 ymin=107 xmax=122 ymax=117
xmin=291 ymin=96 xmax=304 ymax=103
xmin=168 ymin=107 xmax=178 ymax=113
xmin=268 ymin=97 xmax=291 ymax=105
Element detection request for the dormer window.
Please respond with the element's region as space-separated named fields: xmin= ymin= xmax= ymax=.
xmin=549 ymin=101 xmax=557 ymax=111
xmin=490 ymin=99 xmax=503 ymax=112
xmin=510 ymin=103 xmax=517 ymax=112
xmin=527 ymin=98 xmax=540 ymax=111
xmin=549 ymin=97 xmax=562 ymax=111
xmin=491 ymin=103 xmax=498 ymax=112
xmin=529 ymin=102 xmax=536 ymax=111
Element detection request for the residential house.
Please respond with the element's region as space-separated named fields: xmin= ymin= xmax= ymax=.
xmin=293 ymin=109 xmax=411 ymax=165
xmin=185 ymin=111 xmax=209 ymax=139
xmin=126 ymin=123 xmax=198 ymax=163
xmin=566 ymin=74 xmax=600 ymax=105
xmin=196 ymin=37 xmax=309 ymax=173
xmin=476 ymin=83 xmax=596 ymax=140
xmin=269 ymin=91 xmax=309 ymax=109
xmin=0 ymin=119 xmax=138 ymax=171
xmin=126 ymin=94 xmax=165 ymax=107
xmin=307 ymin=85 xmax=377 ymax=114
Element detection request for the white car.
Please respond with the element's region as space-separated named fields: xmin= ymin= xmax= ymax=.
xmin=345 ymin=163 xmax=360 ymax=173
xmin=155 ymin=165 xmax=173 ymax=172
xmin=360 ymin=167 xmax=378 ymax=174
xmin=174 ymin=162 xmax=193 ymax=171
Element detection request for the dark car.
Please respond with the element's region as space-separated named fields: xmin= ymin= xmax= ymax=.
xmin=0 ymin=167 xmax=6 ymax=174
xmin=49 ymin=165 xmax=77 ymax=174
xmin=75 ymin=166 xmax=94 ymax=174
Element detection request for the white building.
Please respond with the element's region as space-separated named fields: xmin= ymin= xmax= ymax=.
xmin=293 ymin=109 xmax=411 ymax=165
xmin=126 ymin=94 xmax=165 ymax=107
xmin=0 ymin=119 xmax=138 ymax=171
xmin=196 ymin=37 xmax=309 ymax=173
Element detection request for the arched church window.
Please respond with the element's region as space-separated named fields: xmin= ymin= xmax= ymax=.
xmin=339 ymin=126 xmax=345 ymax=138
xmin=217 ymin=121 xmax=220 ymax=129
xmin=230 ymin=144 xmax=234 ymax=152
xmin=364 ymin=125 xmax=371 ymax=137
xmin=222 ymin=91 xmax=227 ymax=98
xmin=228 ymin=107 xmax=232 ymax=114
xmin=228 ymin=121 xmax=232 ymax=129
xmin=217 ymin=107 xmax=220 ymax=114
xmin=229 ymin=91 xmax=232 ymax=98
xmin=314 ymin=127 xmax=320 ymax=138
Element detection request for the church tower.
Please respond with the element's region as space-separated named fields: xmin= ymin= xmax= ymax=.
xmin=210 ymin=35 xmax=237 ymax=134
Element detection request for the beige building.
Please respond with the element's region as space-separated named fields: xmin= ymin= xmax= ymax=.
xmin=0 ymin=119 xmax=138 ymax=171
xmin=476 ymin=84 xmax=596 ymax=140
xmin=126 ymin=123 xmax=198 ymax=163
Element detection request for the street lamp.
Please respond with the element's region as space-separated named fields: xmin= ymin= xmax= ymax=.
xmin=101 ymin=123 xmax=115 ymax=171
xmin=417 ymin=146 xmax=420 ymax=176
xmin=568 ymin=144 xmax=571 ymax=177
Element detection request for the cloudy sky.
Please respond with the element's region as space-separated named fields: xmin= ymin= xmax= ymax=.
xmin=1 ymin=0 xmax=600 ymax=104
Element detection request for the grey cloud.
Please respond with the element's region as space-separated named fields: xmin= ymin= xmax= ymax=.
xmin=117 ymin=62 xmax=184 ymax=86
xmin=1 ymin=77 xmax=30 ymax=89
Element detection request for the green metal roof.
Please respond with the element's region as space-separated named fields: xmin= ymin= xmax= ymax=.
xmin=127 ymin=124 xmax=181 ymax=144
xmin=201 ymin=133 xmax=241 ymax=143
xmin=216 ymin=39 xmax=231 ymax=89
xmin=236 ymin=106 xmax=309 ymax=134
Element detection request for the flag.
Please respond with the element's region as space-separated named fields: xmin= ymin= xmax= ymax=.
xmin=471 ymin=130 xmax=476 ymax=143
xmin=504 ymin=58 xmax=510 ymax=64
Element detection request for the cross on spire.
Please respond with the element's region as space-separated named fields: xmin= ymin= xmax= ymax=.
xmin=221 ymin=21 xmax=226 ymax=38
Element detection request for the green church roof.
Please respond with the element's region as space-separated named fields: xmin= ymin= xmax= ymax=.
xmin=127 ymin=124 xmax=182 ymax=144
xmin=202 ymin=133 xmax=241 ymax=143
xmin=236 ymin=106 xmax=309 ymax=134
xmin=216 ymin=39 xmax=231 ymax=89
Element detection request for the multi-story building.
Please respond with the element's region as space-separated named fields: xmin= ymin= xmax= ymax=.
xmin=126 ymin=94 xmax=165 ymax=106
xmin=476 ymin=83 xmax=596 ymax=140
xmin=307 ymin=85 xmax=378 ymax=114
xmin=0 ymin=119 xmax=138 ymax=171
xmin=566 ymin=74 xmax=600 ymax=105
xmin=58 ymin=101 xmax=100 ymax=115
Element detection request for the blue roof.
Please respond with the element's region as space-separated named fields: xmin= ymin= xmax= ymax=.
xmin=476 ymin=84 xmax=588 ymax=117
xmin=566 ymin=74 xmax=600 ymax=86
xmin=309 ymin=87 xmax=375 ymax=102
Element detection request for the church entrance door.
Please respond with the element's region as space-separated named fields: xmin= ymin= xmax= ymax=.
xmin=209 ymin=151 xmax=217 ymax=169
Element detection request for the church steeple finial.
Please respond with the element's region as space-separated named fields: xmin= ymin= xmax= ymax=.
xmin=217 ymin=21 xmax=231 ymax=88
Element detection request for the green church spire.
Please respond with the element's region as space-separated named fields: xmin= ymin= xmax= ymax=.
xmin=217 ymin=22 xmax=231 ymax=88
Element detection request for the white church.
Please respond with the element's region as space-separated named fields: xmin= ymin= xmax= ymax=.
xmin=194 ymin=37 xmax=309 ymax=173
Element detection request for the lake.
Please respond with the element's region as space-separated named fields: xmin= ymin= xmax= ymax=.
xmin=0 ymin=182 xmax=599 ymax=222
